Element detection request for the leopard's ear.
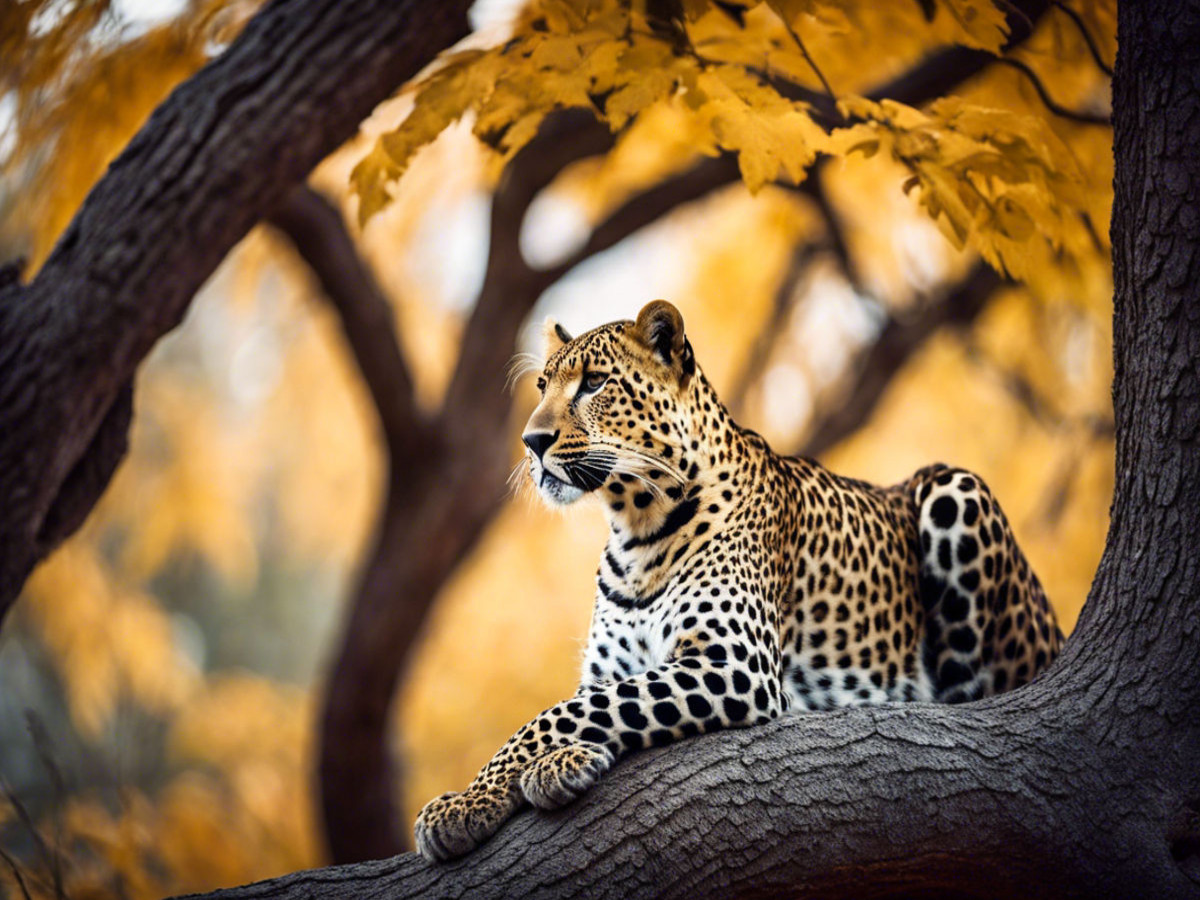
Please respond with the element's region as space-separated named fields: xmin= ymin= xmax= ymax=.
xmin=634 ymin=300 xmax=695 ymax=378
xmin=543 ymin=318 xmax=572 ymax=356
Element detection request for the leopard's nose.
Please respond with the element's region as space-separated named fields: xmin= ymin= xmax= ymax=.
xmin=522 ymin=430 xmax=559 ymax=460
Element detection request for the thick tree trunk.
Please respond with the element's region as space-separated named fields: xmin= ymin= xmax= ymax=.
xmin=178 ymin=2 xmax=1200 ymax=897
xmin=0 ymin=0 xmax=472 ymax=620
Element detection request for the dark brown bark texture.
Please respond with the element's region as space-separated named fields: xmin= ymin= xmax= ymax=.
xmin=0 ymin=0 xmax=473 ymax=621
xmin=180 ymin=1 xmax=1200 ymax=896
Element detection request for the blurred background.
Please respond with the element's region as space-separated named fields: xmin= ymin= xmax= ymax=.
xmin=0 ymin=0 xmax=1113 ymax=895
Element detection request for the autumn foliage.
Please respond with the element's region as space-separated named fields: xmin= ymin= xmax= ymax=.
xmin=0 ymin=0 xmax=1114 ymax=895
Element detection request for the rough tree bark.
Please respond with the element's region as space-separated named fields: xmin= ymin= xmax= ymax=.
xmin=179 ymin=2 xmax=1200 ymax=896
xmin=0 ymin=0 xmax=473 ymax=621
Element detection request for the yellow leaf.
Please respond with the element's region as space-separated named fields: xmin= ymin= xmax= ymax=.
xmin=696 ymin=65 xmax=823 ymax=191
xmin=603 ymin=42 xmax=695 ymax=129
xmin=349 ymin=144 xmax=401 ymax=227
xmin=939 ymin=0 xmax=1009 ymax=53
xmin=992 ymin=194 xmax=1035 ymax=241
xmin=353 ymin=49 xmax=496 ymax=224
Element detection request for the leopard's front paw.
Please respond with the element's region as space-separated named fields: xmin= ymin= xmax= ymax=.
xmin=520 ymin=743 xmax=615 ymax=810
xmin=414 ymin=789 xmax=515 ymax=863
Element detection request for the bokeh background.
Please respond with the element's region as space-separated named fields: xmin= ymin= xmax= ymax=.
xmin=0 ymin=0 xmax=1113 ymax=895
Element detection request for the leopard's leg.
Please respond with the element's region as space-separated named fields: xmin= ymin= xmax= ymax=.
xmin=913 ymin=467 xmax=1062 ymax=703
xmin=415 ymin=627 xmax=782 ymax=862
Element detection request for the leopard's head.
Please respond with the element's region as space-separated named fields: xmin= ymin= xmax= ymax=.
xmin=522 ymin=300 xmax=697 ymax=507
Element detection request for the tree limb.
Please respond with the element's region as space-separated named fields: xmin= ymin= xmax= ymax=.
xmin=550 ymin=0 xmax=1055 ymax=292
xmin=268 ymin=186 xmax=425 ymax=464
xmin=961 ymin=335 xmax=1115 ymax=438
xmin=539 ymin=154 xmax=743 ymax=287
xmin=1051 ymin=0 xmax=1114 ymax=77
xmin=180 ymin=667 xmax=1197 ymax=900
xmin=727 ymin=241 xmax=823 ymax=416
xmin=797 ymin=260 xmax=1005 ymax=458
xmin=995 ymin=57 xmax=1111 ymax=125
xmin=767 ymin=0 xmax=1050 ymax=124
xmin=317 ymin=111 xmax=616 ymax=864
xmin=726 ymin=170 xmax=851 ymax=414
xmin=440 ymin=112 xmax=614 ymax=435
xmin=0 ymin=0 xmax=474 ymax=621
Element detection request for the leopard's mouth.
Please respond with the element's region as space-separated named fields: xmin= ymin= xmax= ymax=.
xmin=560 ymin=453 xmax=615 ymax=492
xmin=529 ymin=451 xmax=615 ymax=507
xmin=530 ymin=461 xmax=585 ymax=506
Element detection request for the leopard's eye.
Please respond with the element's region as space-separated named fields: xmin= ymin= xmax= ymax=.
xmin=578 ymin=371 xmax=607 ymax=396
xmin=536 ymin=377 xmax=547 ymax=393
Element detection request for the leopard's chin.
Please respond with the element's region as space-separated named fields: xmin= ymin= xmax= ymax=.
xmin=533 ymin=466 xmax=585 ymax=507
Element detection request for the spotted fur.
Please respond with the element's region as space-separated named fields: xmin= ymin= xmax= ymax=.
xmin=414 ymin=300 xmax=1063 ymax=862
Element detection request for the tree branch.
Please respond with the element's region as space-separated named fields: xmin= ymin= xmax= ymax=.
xmin=766 ymin=0 xmax=1051 ymax=124
xmin=727 ymin=171 xmax=853 ymax=414
xmin=995 ymin=57 xmax=1111 ymax=125
xmin=780 ymin=18 xmax=839 ymax=111
xmin=796 ymin=260 xmax=1005 ymax=458
xmin=869 ymin=0 xmax=1050 ymax=101
xmin=180 ymin=669 xmax=1192 ymax=900
xmin=539 ymin=154 xmax=743 ymax=287
xmin=538 ymin=0 xmax=1054 ymax=293
xmin=552 ymin=0 xmax=1055 ymax=293
xmin=318 ymin=111 xmax=617 ymax=864
xmin=0 ymin=0 xmax=473 ymax=621
xmin=268 ymin=186 xmax=424 ymax=464
xmin=440 ymin=111 xmax=613 ymax=433
xmin=961 ymin=335 xmax=1115 ymax=438
xmin=727 ymin=241 xmax=823 ymax=415
xmin=1051 ymin=0 xmax=1114 ymax=77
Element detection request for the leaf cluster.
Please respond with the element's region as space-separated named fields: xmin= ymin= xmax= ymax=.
xmin=351 ymin=0 xmax=1101 ymax=284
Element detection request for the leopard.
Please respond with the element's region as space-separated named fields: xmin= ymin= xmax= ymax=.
xmin=414 ymin=299 xmax=1064 ymax=862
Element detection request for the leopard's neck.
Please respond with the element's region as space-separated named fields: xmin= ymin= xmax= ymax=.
xmin=596 ymin=370 xmax=771 ymax=605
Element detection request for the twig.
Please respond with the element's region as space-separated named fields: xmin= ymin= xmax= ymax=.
xmin=268 ymin=186 xmax=425 ymax=466
xmin=730 ymin=169 xmax=861 ymax=413
xmin=728 ymin=241 xmax=823 ymax=415
xmin=1051 ymin=1 xmax=1113 ymax=77
xmin=780 ymin=169 xmax=858 ymax=289
xmin=961 ymin=336 xmax=1114 ymax=438
xmin=0 ymin=845 xmax=35 ymax=900
xmin=779 ymin=18 xmax=838 ymax=111
xmin=538 ymin=153 xmax=743 ymax=287
xmin=0 ymin=778 xmax=60 ymax=900
xmin=26 ymin=713 xmax=67 ymax=900
xmin=795 ymin=261 xmax=1006 ymax=457
xmin=995 ymin=57 xmax=1110 ymax=125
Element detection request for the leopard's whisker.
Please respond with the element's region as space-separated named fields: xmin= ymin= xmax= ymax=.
xmin=506 ymin=457 xmax=530 ymax=498
xmin=604 ymin=463 xmax=669 ymax=499
xmin=592 ymin=442 xmax=686 ymax=483
xmin=505 ymin=352 xmax=544 ymax=393
xmin=603 ymin=453 xmax=676 ymax=491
